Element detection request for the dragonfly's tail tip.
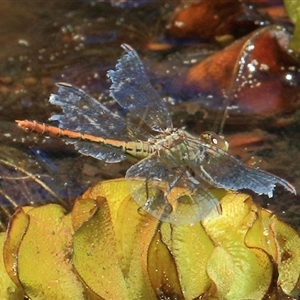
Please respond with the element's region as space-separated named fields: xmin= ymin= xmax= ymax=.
xmin=280 ymin=181 xmax=297 ymax=195
xmin=15 ymin=119 xmax=33 ymax=131
xmin=15 ymin=120 xmax=24 ymax=126
xmin=288 ymin=184 xmax=297 ymax=195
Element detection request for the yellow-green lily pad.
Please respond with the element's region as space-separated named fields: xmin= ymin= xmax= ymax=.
xmin=203 ymin=192 xmax=273 ymax=299
xmin=17 ymin=204 xmax=85 ymax=299
xmin=0 ymin=231 xmax=24 ymax=299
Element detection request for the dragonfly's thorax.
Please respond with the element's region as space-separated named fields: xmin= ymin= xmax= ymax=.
xmin=150 ymin=129 xmax=228 ymax=168
xmin=149 ymin=129 xmax=182 ymax=150
xmin=145 ymin=129 xmax=206 ymax=166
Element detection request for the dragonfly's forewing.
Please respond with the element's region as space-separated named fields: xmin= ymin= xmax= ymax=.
xmin=107 ymin=44 xmax=173 ymax=132
xmin=187 ymin=140 xmax=296 ymax=197
xmin=126 ymin=155 xmax=220 ymax=225
xmin=49 ymin=83 xmax=149 ymax=162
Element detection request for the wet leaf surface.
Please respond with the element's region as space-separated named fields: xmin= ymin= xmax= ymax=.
xmin=73 ymin=180 xmax=300 ymax=299
xmin=1 ymin=179 xmax=299 ymax=299
xmin=147 ymin=228 xmax=183 ymax=298
xmin=2 ymin=207 xmax=29 ymax=294
xmin=73 ymin=197 xmax=130 ymax=299
xmin=0 ymin=231 xmax=23 ymax=299
xmin=17 ymin=205 xmax=85 ymax=299
xmin=160 ymin=221 xmax=214 ymax=298
xmin=285 ymin=0 xmax=300 ymax=56
xmin=77 ymin=179 xmax=159 ymax=299
xmin=203 ymin=192 xmax=274 ymax=299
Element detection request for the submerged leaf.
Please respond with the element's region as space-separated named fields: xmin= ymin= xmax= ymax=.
xmin=0 ymin=145 xmax=87 ymax=231
xmin=183 ymin=25 xmax=300 ymax=121
xmin=166 ymin=0 xmax=269 ymax=40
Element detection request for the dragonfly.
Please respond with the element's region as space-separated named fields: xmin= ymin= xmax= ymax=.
xmin=16 ymin=44 xmax=296 ymax=225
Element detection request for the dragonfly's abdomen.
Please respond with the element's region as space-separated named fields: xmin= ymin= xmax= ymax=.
xmin=16 ymin=120 xmax=152 ymax=158
xmin=124 ymin=141 xmax=152 ymax=159
xmin=16 ymin=120 xmax=118 ymax=145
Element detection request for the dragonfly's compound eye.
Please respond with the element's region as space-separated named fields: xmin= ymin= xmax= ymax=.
xmin=200 ymin=131 xmax=229 ymax=152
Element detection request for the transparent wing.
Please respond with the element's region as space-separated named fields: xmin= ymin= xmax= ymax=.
xmin=185 ymin=139 xmax=296 ymax=197
xmin=126 ymin=155 xmax=221 ymax=225
xmin=49 ymin=83 xmax=149 ymax=162
xmin=49 ymin=82 xmax=146 ymax=139
xmin=107 ymin=44 xmax=173 ymax=132
xmin=62 ymin=140 xmax=126 ymax=162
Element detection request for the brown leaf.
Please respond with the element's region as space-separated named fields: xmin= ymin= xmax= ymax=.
xmin=183 ymin=26 xmax=300 ymax=119
xmin=166 ymin=0 xmax=270 ymax=40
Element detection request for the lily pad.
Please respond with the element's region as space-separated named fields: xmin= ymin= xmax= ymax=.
xmin=16 ymin=204 xmax=84 ymax=299
xmin=0 ymin=231 xmax=24 ymax=299
xmin=203 ymin=192 xmax=273 ymax=299
xmin=1 ymin=179 xmax=299 ymax=299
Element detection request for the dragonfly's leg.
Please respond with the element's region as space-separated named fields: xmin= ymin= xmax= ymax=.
xmin=163 ymin=170 xmax=205 ymax=216
xmin=140 ymin=178 xmax=153 ymax=213
xmin=135 ymin=177 xmax=171 ymax=215
xmin=184 ymin=170 xmax=223 ymax=215
xmin=167 ymin=169 xmax=186 ymax=192
xmin=184 ymin=170 xmax=200 ymax=185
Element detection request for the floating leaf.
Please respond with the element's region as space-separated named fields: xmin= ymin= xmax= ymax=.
xmin=18 ymin=204 xmax=84 ymax=299
xmin=272 ymin=215 xmax=300 ymax=296
xmin=245 ymin=206 xmax=300 ymax=297
xmin=147 ymin=229 xmax=183 ymax=298
xmin=114 ymin=192 xmax=158 ymax=298
xmin=71 ymin=196 xmax=98 ymax=232
xmin=0 ymin=232 xmax=24 ymax=299
xmin=160 ymin=221 xmax=214 ymax=299
xmin=9 ymin=204 xmax=85 ymax=299
xmin=202 ymin=192 xmax=274 ymax=299
xmin=284 ymin=0 xmax=300 ymax=23
xmin=74 ymin=179 xmax=159 ymax=299
xmin=3 ymin=207 xmax=30 ymax=293
xmin=284 ymin=0 xmax=300 ymax=55
xmin=245 ymin=208 xmax=278 ymax=260
xmin=1 ymin=179 xmax=299 ymax=299
xmin=72 ymin=197 xmax=130 ymax=299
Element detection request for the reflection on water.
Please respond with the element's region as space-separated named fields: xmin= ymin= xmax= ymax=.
xmin=0 ymin=1 xmax=299 ymax=232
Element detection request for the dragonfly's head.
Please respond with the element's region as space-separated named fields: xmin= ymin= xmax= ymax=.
xmin=200 ymin=131 xmax=229 ymax=152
